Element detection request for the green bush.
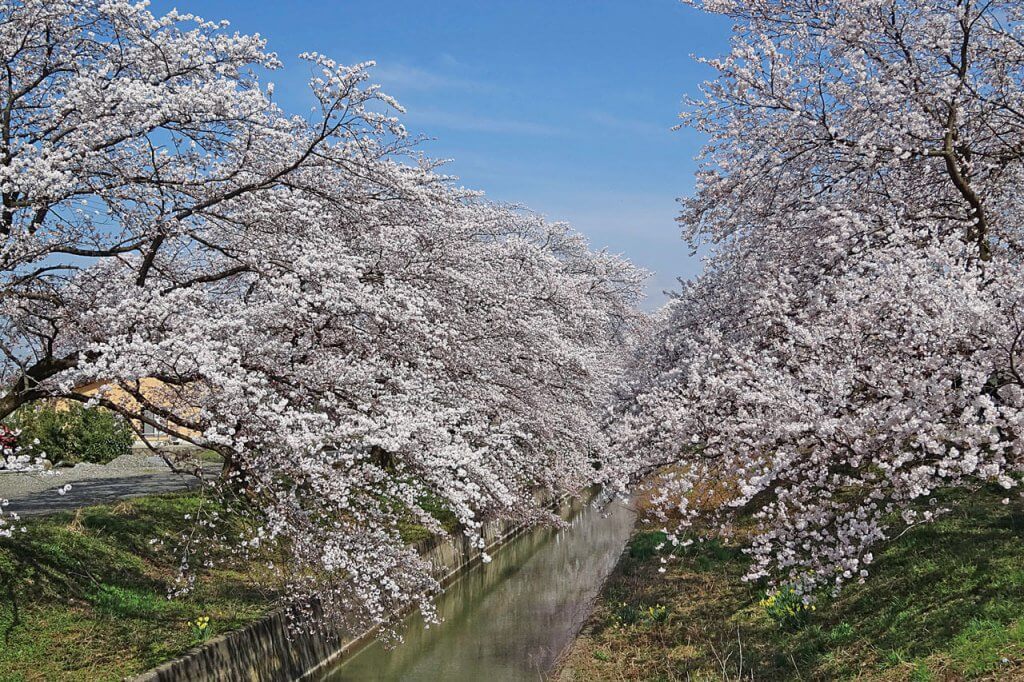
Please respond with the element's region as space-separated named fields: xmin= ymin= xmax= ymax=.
xmin=7 ymin=402 xmax=134 ymax=465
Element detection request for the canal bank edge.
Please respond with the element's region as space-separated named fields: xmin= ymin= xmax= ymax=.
xmin=128 ymin=491 xmax=590 ymax=682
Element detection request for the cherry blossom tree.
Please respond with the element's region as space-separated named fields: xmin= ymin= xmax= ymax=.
xmin=614 ymin=0 xmax=1024 ymax=595
xmin=0 ymin=0 xmax=645 ymax=627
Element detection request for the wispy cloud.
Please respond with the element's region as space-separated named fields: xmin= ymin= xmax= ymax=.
xmin=411 ymin=108 xmax=566 ymax=137
xmin=371 ymin=62 xmax=500 ymax=94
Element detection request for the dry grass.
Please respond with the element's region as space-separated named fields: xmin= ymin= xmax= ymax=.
xmin=557 ymin=488 xmax=1024 ymax=681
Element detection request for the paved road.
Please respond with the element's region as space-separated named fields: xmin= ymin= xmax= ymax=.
xmin=5 ymin=471 xmax=206 ymax=515
xmin=0 ymin=462 xmax=222 ymax=516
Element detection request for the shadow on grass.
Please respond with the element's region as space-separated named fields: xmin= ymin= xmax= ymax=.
xmin=570 ymin=490 xmax=1024 ymax=680
xmin=0 ymin=492 xmax=277 ymax=679
xmin=795 ymin=494 xmax=1024 ymax=675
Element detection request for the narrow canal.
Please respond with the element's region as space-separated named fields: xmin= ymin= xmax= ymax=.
xmin=322 ymin=496 xmax=636 ymax=681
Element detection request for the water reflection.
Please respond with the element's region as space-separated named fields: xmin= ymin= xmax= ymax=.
xmin=324 ymin=497 xmax=636 ymax=681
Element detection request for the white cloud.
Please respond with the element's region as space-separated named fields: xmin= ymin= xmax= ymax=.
xmin=371 ymin=62 xmax=500 ymax=94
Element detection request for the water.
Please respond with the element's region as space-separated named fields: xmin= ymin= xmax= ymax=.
xmin=323 ymin=497 xmax=636 ymax=682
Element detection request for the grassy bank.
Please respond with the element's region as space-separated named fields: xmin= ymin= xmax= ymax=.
xmin=0 ymin=488 xmax=462 ymax=681
xmin=558 ymin=490 xmax=1024 ymax=681
xmin=0 ymin=493 xmax=280 ymax=681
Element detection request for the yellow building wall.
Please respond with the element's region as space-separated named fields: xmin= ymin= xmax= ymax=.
xmin=60 ymin=379 xmax=202 ymax=446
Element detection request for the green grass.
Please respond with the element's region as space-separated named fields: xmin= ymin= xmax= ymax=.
xmin=558 ymin=489 xmax=1024 ymax=681
xmin=0 ymin=493 xmax=279 ymax=681
xmin=396 ymin=493 xmax=462 ymax=545
xmin=195 ymin=449 xmax=226 ymax=463
xmin=0 ymin=488 xmax=463 ymax=681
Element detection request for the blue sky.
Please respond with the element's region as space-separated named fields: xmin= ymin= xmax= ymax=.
xmin=151 ymin=0 xmax=732 ymax=307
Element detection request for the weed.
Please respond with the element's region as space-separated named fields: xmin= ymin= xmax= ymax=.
xmin=628 ymin=531 xmax=667 ymax=561
xmin=189 ymin=615 xmax=212 ymax=643
xmin=759 ymin=586 xmax=814 ymax=630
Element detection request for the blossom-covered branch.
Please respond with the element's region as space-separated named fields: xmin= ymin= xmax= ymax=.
xmin=0 ymin=0 xmax=646 ymax=628
xmin=613 ymin=0 xmax=1024 ymax=595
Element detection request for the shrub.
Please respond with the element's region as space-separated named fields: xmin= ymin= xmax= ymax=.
xmin=7 ymin=403 xmax=134 ymax=465
xmin=77 ymin=406 xmax=136 ymax=464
